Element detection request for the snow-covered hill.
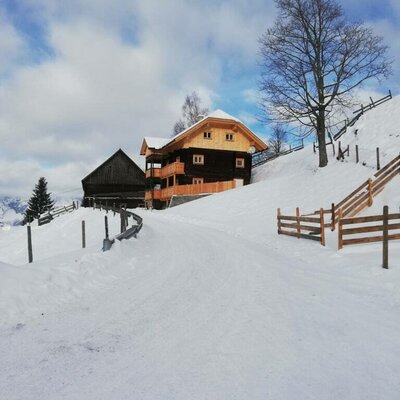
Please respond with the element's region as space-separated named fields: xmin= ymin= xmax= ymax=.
xmin=0 ymin=197 xmax=26 ymax=228
xmin=0 ymin=96 xmax=399 ymax=400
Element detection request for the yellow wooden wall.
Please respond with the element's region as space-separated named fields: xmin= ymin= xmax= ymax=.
xmin=180 ymin=126 xmax=254 ymax=152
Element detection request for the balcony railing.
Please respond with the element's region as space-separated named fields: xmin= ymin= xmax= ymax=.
xmin=145 ymin=168 xmax=161 ymax=178
xmin=145 ymin=162 xmax=185 ymax=180
xmin=145 ymin=190 xmax=161 ymax=200
xmin=145 ymin=180 xmax=236 ymax=202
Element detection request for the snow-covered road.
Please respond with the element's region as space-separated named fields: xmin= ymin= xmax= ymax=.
xmin=1 ymin=212 xmax=399 ymax=399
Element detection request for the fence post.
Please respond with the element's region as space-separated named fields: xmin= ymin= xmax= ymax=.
xmin=376 ymin=147 xmax=380 ymax=170
xmin=355 ymin=145 xmax=359 ymax=163
xmin=102 ymin=215 xmax=113 ymax=252
xmin=313 ymin=142 xmax=316 ymax=154
xmin=277 ymin=208 xmax=281 ymax=234
xmin=105 ymin=215 xmax=109 ymax=239
xmin=368 ymin=178 xmax=373 ymax=206
xmin=120 ymin=210 xmax=125 ymax=233
xmin=296 ymin=207 xmax=300 ymax=239
xmin=319 ymin=208 xmax=325 ymax=246
xmin=338 ymin=209 xmax=343 ymax=250
xmin=82 ymin=220 xmax=86 ymax=249
xmin=331 ymin=203 xmax=335 ymax=231
xmin=383 ymin=205 xmax=389 ymax=269
xmin=27 ymin=225 xmax=33 ymax=263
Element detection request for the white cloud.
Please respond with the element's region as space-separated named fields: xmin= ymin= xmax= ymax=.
xmin=0 ymin=13 xmax=27 ymax=75
xmin=0 ymin=0 xmax=398 ymax=197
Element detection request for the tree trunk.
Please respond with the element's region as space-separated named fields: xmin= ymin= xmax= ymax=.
xmin=316 ymin=109 xmax=328 ymax=167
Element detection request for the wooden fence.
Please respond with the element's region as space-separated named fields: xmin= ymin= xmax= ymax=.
xmin=252 ymin=139 xmax=304 ymax=168
xmin=333 ymin=90 xmax=392 ymax=141
xmin=38 ymin=202 xmax=77 ymax=226
xmin=318 ymin=153 xmax=400 ymax=231
xmin=27 ymin=202 xmax=143 ymax=263
xmin=93 ymin=203 xmax=143 ymax=251
xmin=338 ymin=207 xmax=400 ymax=269
xmin=277 ymin=207 xmax=325 ymax=246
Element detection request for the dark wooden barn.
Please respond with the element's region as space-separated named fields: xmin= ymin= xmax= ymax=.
xmin=82 ymin=149 xmax=145 ymax=208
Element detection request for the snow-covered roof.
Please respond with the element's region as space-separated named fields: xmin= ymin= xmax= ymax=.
xmin=144 ymin=137 xmax=171 ymax=150
xmin=143 ymin=109 xmax=243 ymax=151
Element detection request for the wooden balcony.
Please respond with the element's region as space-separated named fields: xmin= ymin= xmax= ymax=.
xmin=160 ymin=162 xmax=185 ymax=178
xmin=145 ymin=162 xmax=184 ymax=179
xmin=145 ymin=180 xmax=236 ymax=202
xmin=145 ymin=168 xmax=161 ymax=178
xmin=145 ymin=190 xmax=161 ymax=200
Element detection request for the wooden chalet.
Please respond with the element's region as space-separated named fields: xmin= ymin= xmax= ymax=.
xmin=82 ymin=149 xmax=145 ymax=208
xmin=140 ymin=110 xmax=267 ymax=209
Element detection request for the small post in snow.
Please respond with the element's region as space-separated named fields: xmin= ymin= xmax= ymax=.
xmin=102 ymin=215 xmax=113 ymax=252
xmin=319 ymin=208 xmax=325 ymax=247
xmin=104 ymin=215 xmax=109 ymax=240
xmin=338 ymin=209 xmax=343 ymax=250
xmin=120 ymin=210 xmax=125 ymax=233
xmin=376 ymin=147 xmax=380 ymax=171
xmin=382 ymin=205 xmax=389 ymax=269
xmin=27 ymin=225 xmax=33 ymax=263
xmin=82 ymin=220 xmax=86 ymax=249
xmin=296 ymin=207 xmax=300 ymax=239
xmin=367 ymin=178 xmax=373 ymax=207
xmin=355 ymin=145 xmax=359 ymax=163
xmin=331 ymin=203 xmax=336 ymax=231
xmin=277 ymin=208 xmax=282 ymax=234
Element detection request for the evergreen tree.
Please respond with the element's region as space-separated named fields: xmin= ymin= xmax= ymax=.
xmin=25 ymin=177 xmax=55 ymax=222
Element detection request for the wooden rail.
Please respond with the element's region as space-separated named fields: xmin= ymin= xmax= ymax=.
xmin=319 ymin=153 xmax=400 ymax=231
xmin=93 ymin=203 xmax=143 ymax=251
xmin=38 ymin=203 xmax=76 ymax=226
xmin=277 ymin=207 xmax=325 ymax=246
xmin=338 ymin=209 xmax=400 ymax=250
xmin=313 ymin=91 xmax=393 ymax=143
xmin=252 ymin=139 xmax=304 ymax=168
xmin=147 ymin=180 xmax=236 ymax=201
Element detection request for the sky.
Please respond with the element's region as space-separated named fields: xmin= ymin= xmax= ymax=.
xmin=0 ymin=0 xmax=399 ymax=199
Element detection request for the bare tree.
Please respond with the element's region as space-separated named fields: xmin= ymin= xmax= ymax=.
xmin=173 ymin=119 xmax=186 ymax=136
xmin=268 ymin=125 xmax=288 ymax=155
xmin=172 ymin=91 xmax=209 ymax=136
xmin=259 ymin=0 xmax=391 ymax=167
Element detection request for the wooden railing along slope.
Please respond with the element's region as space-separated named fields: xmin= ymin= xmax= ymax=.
xmin=338 ymin=208 xmax=400 ymax=250
xmin=276 ymin=153 xmax=400 ymax=246
xmin=320 ymin=153 xmax=400 ymax=231
xmin=38 ymin=203 xmax=77 ymax=226
xmin=252 ymin=139 xmax=304 ymax=168
xmin=92 ymin=202 xmax=143 ymax=251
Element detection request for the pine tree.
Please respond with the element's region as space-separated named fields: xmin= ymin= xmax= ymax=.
xmin=25 ymin=177 xmax=55 ymax=222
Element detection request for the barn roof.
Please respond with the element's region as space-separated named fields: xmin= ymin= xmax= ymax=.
xmin=82 ymin=149 xmax=144 ymax=183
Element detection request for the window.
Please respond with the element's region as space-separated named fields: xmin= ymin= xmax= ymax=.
xmin=236 ymin=158 xmax=245 ymax=168
xmin=193 ymin=154 xmax=204 ymax=165
xmin=203 ymin=131 xmax=212 ymax=139
xmin=193 ymin=177 xmax=204 ymax=185
xmin=226 ymin=133 xmax=234 ymax=141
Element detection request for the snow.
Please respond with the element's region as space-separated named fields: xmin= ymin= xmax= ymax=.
xmin=143 ymin=136 xmax=170 ymax=149
xmin=0 ymin=98 xmax=400 ymax=399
